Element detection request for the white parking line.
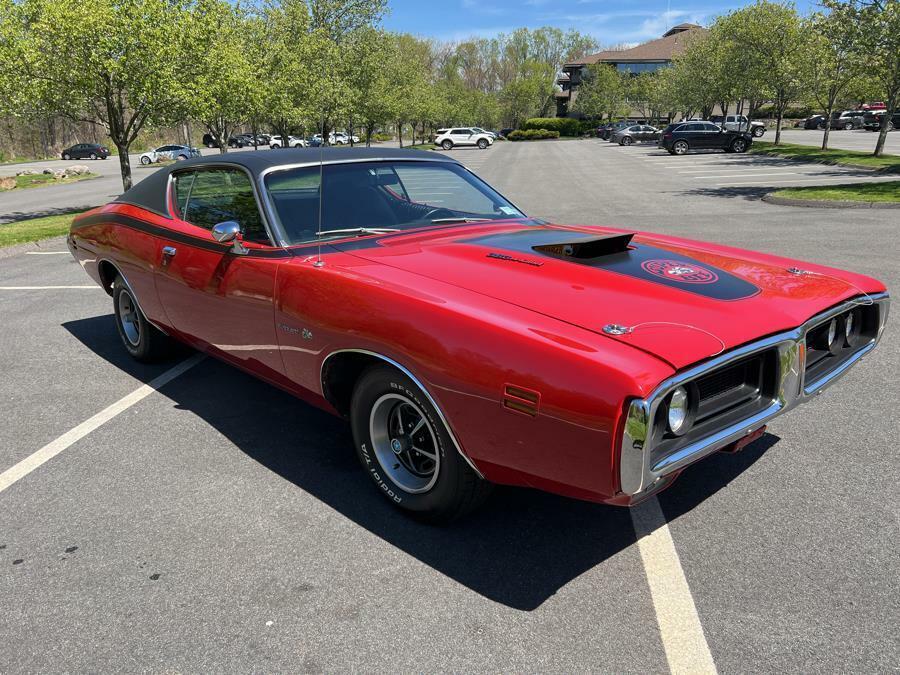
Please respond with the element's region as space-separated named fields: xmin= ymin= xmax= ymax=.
xmin=690 ymin=172 xmax=800 ymax=179
xmin=716 ymin=176 xmax=876 ymax=186
xmin=24 ymin=251 xmax=69 ymax=255
xmin=0 ymin=285 xmax=98 ymax=290
xmin=0 ymin=354 xmax=204 ymax=494
xmin=631 ymin=497 xmax=717 ymax=675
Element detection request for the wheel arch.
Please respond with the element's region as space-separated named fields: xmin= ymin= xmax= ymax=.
xmin=96 ymin=257 xmax=169 ymax=336
xmin=320 ymin=348 xmax=484 ymax=479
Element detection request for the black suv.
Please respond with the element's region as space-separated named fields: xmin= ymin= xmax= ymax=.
xmin=658 ymin=121 xmax=752 ymax=155
xmin=863 ymin=111 xmax=899 ymax=132
xmin=202 ymin=133 xmax=246 ymax=149
xmin=61 ymin=143 xmax=109 ymax=160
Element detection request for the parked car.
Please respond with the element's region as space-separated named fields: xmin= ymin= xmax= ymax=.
xmin=67 ymin=147 xmax=889 ymax=521
xmin=611 ymin=125 xmax=661 ymax=145
xmin=597 ymin=121 xmax=633 ymax=141
xmin=61 ymin=143 xmax=109 ymax=160
xmin=829 ymin=110 xmax=867 ymax=130
xmin=434 ymin=128 xmax=494 ymax=150
xmin=499 ymin=128 xmax=515 ymax=138
xmin=799 ymin=115 xmax=827 ymax=129
xmin=863 ymin=110 xmax=899 ymax=132
xmin=202 ymin=133 xmax=246 ymax=149
xmin=329 ymin=132 xmax=360 ymax=145
xmin=709 ymin=115 xmax=766 ymax=137
xmin=306 ymin=136 xmax=323 ymax=147
xmin=859 ymin=102 xmax=886 ymax=111
xmin=471 ymin=127 xmax=498 ymax=139
xmin=270 ymin=135 xmax=305 ymax=149
xmin=139 ymin=145 xmax=200 ymax=165
xmin=659 ymin=121 xmax=752 ymax=155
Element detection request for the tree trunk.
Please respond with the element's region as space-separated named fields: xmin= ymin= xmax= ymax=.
xmin=116 ymin=143 xmax=133 ymax=192
xmin=774 ymin=98 xmax=784 ymax=145
xmin=251 ymin=122 xmax=258 ymax=150
xmin=397 ymin=122 xmax=403 ymax=148
xmin=873 ymin=98 xmax=895 ymax=157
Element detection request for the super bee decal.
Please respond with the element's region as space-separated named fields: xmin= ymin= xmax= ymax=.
xmin=641 ymin=259 xmax=719 ymax=284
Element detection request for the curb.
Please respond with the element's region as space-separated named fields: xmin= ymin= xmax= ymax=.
xmin=0 ymin=235 xmax=68 ymax=259
xmin=762 ymin=194 xmax=900 ymax=209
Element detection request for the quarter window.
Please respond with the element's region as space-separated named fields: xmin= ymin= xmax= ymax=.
xmin=173 ymin=168 xmax=269 ymax=244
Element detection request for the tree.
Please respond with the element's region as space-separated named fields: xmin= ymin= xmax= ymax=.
xmin=805 ymin=9 xmax=863 ymax=150
xmin=826 ymin=0 xmax=900 ymax=156
xmin=717 ymin=1 xmax=811 ymax=144
xmin=1 ymin=0 xmax=200 ymax=190
xmin=191 ymin=0 xmax=254 ymax=153
xmin=571 ymin=65 xmax=627 ymax=121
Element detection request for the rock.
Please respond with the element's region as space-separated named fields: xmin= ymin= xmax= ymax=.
xmin=52 ymin=169 xmax=66 ymax=179
xmin=42 ymin=168 xmax=54 ymax=175
xmin=0 ymin=176 xmax=16 ymax=190
xmin=65 ymin=164 xmax=91 ymax=176
xmin=15 ymin=169 xmax=40 ymax=176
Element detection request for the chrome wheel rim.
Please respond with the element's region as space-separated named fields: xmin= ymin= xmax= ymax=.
xmin=674 ymin=141 xmax=688 ymax=154
xmin=369 ymin=393 xmax=440 ymax=493
xmin=117 ymin=290 xmax=141 ymax=346
xmin=734 ymin=140 xmax=746 ymax=152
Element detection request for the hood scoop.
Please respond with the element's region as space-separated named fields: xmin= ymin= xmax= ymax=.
xmin=532 ymin=232 xmax=634 ymax=260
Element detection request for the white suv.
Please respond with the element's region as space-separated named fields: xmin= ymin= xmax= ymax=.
xmin=270 ymin=135 xmax=305 ymax=149
xmin=434 ymin=128 xmax=494 ymax=150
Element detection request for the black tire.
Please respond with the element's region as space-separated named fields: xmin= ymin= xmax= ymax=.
xmin=673 ymin=140 xmax=689 ymax=155
xmin=89 ymin=153 xmax=97 ymax=160
xmin=843 ymin=122 xmax=853 ymax=130
xmin=731 ymin=138 xmax=748 ymax=153
xmin=477 ymin=138 xmax=488 ymax=149
xmin=113 ymin=276 xmax=172 ymax=363
xmin=441 ymin=139 xmax=453 ymax=150
xmin=752 ymin=126 xmax=765 ymax=137
xmin=621 ymin=136 xmax=633 ymax=145
xmin=62 ymin=153 xmax=71 ymax=160
xmin=350 ymin=365 xmax=492 ymax=523
xmin=140 ymin=156 xmax=151 ymax=165
xmin=667 ymin=148 xmax=676 ymax=155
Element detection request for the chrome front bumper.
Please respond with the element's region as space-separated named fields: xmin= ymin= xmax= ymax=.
xmin=619 ymin=293 xmax=890 ymax=497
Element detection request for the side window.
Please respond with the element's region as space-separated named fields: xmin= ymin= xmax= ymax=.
xmin=704 ymin=123 xmax=720 ymax=131
xmin=175 ymin=169 xmax=270 ymax=244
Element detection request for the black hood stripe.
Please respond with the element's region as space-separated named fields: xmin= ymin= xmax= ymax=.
xmin=464 ymin=229 xmax=760 ymax=301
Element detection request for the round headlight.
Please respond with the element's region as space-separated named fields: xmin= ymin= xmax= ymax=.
xmin=844 ymin=312 xmax=854 ymax=340
xmin=667 ymin=386 xmax=689 ymax=435
xmin=827 ymin=318 xmax=838 ymax=348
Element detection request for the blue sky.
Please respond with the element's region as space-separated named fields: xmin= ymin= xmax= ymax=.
xmin=383 ymin=0 xmax=818 ymax=45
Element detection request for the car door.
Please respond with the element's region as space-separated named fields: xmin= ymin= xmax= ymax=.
xmin=453 ymin=128 xmax=474 ymax=146
xmin=153 ymin=166 xmax=288 ymax=378
xmin=701 ymin=122 xmax=726 ymax=149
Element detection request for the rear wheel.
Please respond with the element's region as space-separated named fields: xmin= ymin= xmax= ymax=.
xmin=113 ymin=276 xmax=172 ymax=363
xmin=140 ymin=155 xmax=151 ymax=165
xmin=673 ymin=140 xmax=689 ymax=155
xmin=89 ymin=152 xmax=97 ymax=160
xmin=350 ymin=365 xmax=491 ymax=523
xmin=441 ymin=139 xmax=453 ymax=150
xmin=731 ymin=138 xmax=748 ymax=153
xmin=752 ymin=126 xmax=765 ymax=137
xmin=843 ymin=122 xmax=853 ymax=130
xmin=62 ymin=153 xmax=71 ymax=160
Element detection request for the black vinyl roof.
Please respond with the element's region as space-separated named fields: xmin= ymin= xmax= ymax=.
xmin=115 ymin=147 xmax=457 ymax=218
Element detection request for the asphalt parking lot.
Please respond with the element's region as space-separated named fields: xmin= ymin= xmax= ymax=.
xmin=1 ymin=140 xmax=899 ymax=672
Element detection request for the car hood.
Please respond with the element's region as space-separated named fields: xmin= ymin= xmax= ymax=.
xmin=334 ymin=222 xmax=885 ymax=369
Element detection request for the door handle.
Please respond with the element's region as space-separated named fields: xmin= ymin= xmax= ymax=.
xmin=162 ymin=246 xmax=177 ymax=257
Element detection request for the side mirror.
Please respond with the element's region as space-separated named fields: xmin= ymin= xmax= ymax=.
xmin=211 ymin=220 xmax=248 ymax=255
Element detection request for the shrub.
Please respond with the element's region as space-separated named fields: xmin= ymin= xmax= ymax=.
xmin=507 ymin=128 xmax=560 ymax=141
xmin=521 ymin=117 xmax=581 ymax=136
xmin=370 ymin=132 xmax=393 ymax=142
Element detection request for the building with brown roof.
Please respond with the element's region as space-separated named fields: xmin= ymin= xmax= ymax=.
xmin=556 ymin=23 xmax=706 ymax=117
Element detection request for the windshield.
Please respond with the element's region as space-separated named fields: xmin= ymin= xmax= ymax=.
xmin=265 ymin=160 xmax=525 ymax=245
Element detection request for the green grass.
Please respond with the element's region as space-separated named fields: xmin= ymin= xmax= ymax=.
xmin=772 ymin=181 xmax=900 ymax=203
xmin=1 ymin=171 xmax=98 ymax=191
xmin=402 ymin=143 xmax=436 ymax=151
xmin=0 ymin=211 xmax=86 ymax=248
xmin=750 ymin=141 xmax=900 ymax=172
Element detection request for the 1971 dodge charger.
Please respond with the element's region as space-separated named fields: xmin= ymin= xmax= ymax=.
xmin=68 ymin=149 xmax=889 ymax=522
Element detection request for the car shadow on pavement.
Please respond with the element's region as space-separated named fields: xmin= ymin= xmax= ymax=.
xmin=63 ymin=315 xmax=778 ymax=611
xmin=0 ymin=206 xmax=92 ymax=225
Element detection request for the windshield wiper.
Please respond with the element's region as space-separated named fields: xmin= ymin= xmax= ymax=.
xmin=429 ymin=217 xmax=492 ymax=224
xmin=315 ymin=227 xmax=400 ymax=238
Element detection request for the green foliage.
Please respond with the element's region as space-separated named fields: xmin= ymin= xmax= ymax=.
xmin=773 ymin=180 xmax=900 ymax=202
xmin=506 ymin=129 xmax=560 ymax=140
xmin=0 ymin=210 xmax=84 ymax=247
xmin=521 ymin=117 xmax=581 ymax=135
xmin=571 ymin=64 xmax=629 ymax=120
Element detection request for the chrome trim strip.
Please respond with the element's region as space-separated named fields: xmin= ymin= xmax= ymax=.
xmin=319 ymin=349 xmax=485 ymax=480
xmin=620 ymin=292 xmax=890 ymax=497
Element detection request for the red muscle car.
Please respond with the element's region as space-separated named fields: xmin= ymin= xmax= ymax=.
xmin=68 ymin=148 xmax=890 ymax=521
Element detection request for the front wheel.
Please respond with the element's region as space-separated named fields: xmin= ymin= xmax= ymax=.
xmin=477 ymin=138 xmax=488 ymax=149
xmin=62 ymin=153 xmax=71 ymax=160
xmin=731 ymin=138 xmax=748 ymax=153
xmin=113 ymin=277 xmax=172 ymax=363
xmin=621 ymin=136 xmax=634 ymax=145
xmin=441 ymin=140 xmax=453 ymax=150
xmin=350 ymin=365 xmax=491 ymax=523
xmin=673 ymin=140 xmax=689 ymax=155
xmin=843 ymin=122 xmax=853 ymax=130
xmin=140 ymin=156 xmax=151 ymax=165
